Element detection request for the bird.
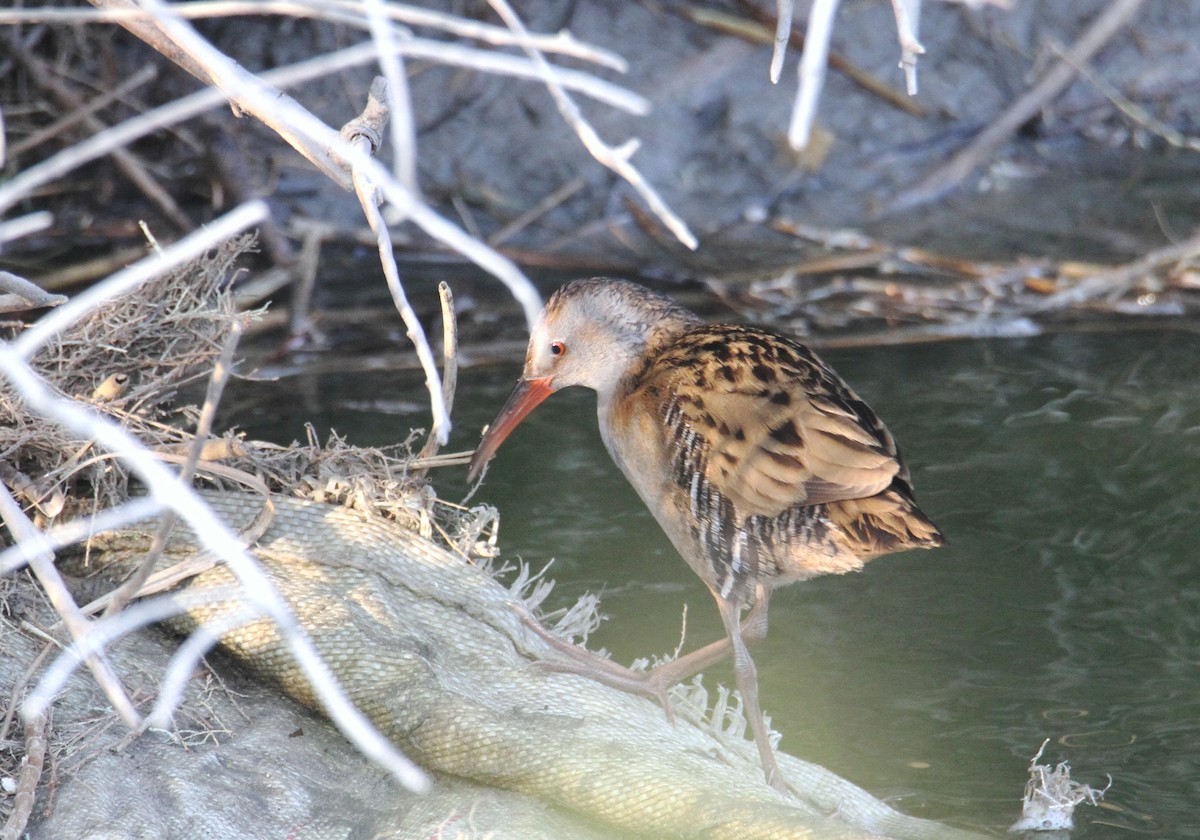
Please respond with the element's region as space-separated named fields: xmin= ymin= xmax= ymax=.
xmin=468 ymin=278 xmax=944 ymax=791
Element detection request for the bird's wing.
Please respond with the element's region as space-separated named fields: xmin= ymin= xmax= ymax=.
xmin=647 ymin=326 xmax=903 ymax=519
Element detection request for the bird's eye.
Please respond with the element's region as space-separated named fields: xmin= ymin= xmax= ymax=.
xmin=549 ymin=341 xmax=566 ymax=357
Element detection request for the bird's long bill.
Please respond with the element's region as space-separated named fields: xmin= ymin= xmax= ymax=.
xmin=467 ymin=376 xmax=555 ymax=482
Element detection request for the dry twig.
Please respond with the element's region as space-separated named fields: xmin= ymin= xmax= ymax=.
xmin=487 ymin=0 xmax=699 ymax=251
xmin=0 ymin=272 xmax=67 ymax=313
xmin=786 ymin=0 xmax=928 ymax=150
xmin=362 ymin=0 xmax=417 ymax=196
xmin=718 ymin=4 xmax=927 ymax=118
xmin=7 ymin=39 xmax=191 ymax=231
xmin=415 ymin=281 xmax=459 ymax=472
xmin=0 ymin=213 xmax=52 ymax=248
xmin=0 ymin=710 xmax=46 ymax=840
xmin=770 ymin=0 xmax=794 ymax=84
xmin=788 ymin=0 xmax=839 ymax=151
xmin=0 ymin=3 xmax=630 ymax=71
xmin=888 ymin=0 xmax=1147 ymax=211
xmin=1047 ymin=39 xmax=1200 ymax=153
xmin=344 ymin=78 xmax=449 ymax=445
xmin=0 ymin=482 xmax=140 ymax=728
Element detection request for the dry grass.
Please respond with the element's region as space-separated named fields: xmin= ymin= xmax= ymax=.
xmin=0 ymin=236 xmax=253 ymax=518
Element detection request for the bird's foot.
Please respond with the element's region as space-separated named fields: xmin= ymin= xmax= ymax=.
xmin=763 ymin=756 xmax=788 ymax=794
xmin=514 ymin=607 xmax=677 ymax=720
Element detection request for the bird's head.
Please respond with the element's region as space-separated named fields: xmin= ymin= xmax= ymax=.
xmin=467 ymin=278 xmax=699 ymax=482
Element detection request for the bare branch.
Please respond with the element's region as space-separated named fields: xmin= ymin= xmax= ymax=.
xmin=770 ymin=0 xmax=794 ymax=83
xmin=487 ymin=0 xmax=698 ymax=251
xmin=0 ymin=212 xmax=52 ymax=246
xmin=416 ymin=282 xmax=459 ymax=471
xmin=889 ymin=0 xmax=1146 ymax=211
xmin=889 ymin=0 xmax=925 ymax=96
xmin=363 ymin=0 xmax=418 ymax=195
xmin=788 ymin=0 xmax=840 ymax=151
xmin=0 ymin=272 xmax=67 ymax=313
xmin=0 ymin=483 xmax=141 ymax=728
xmin=0 ymin=2 xmax=630 ymax=72
xmin=343 ymin=79 xmax=450 ymax=444
xmin=0 ymin=711 xmax=46 ymax=840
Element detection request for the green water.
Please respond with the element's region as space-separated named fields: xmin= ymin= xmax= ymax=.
xmin=237 ymin=328 xmax=1200 ymax=837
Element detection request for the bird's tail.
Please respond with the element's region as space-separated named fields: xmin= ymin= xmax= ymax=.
xmin=828 ymin=480 xmax=945 ymax=558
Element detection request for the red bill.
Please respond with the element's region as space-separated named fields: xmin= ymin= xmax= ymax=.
xmin=467 ymin=376 xmax=555 ymax=482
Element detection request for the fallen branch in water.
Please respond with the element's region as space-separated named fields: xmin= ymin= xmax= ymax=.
xmin=708 ymin=218 xmax=1200 ymax=346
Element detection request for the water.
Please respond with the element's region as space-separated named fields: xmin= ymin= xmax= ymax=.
xmin=235 ymin=327 xmax=1200 ymax=837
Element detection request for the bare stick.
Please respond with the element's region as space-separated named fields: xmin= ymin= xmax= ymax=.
xmin=889 ymin=0 xmax=925 ymax=96
xmin=348 ymin=38 xmax=649 ymax=114
xmin=488 ymin=176 xmax=586 ymax=248
xmin=439 ymin=281 xmax=459 ymax=418
xmin=788 ymin=0 xmax=840 ymax=151
xmin=1048 ymin=39 xmax=1200 ymax=153
xmin=770 ymin=0 xmax=794 ymax=83
xmin=888 ymin=0 xmax=1146 ymax=211
xmin=0 ymin=271 xmax=67 ymax=313
xmin=714 ymin=5 xmax=929 ymax=118
xmin=487 ymin=0 xmax=698 ymax=250
xmin=8 ymin=64 xmax=157 ymax=158
xmin=0 ymin=483 xmax=141 ymax=728
xmin=0 ymin=2 xmax=630 ymax=71
xmin=0 ymin=711 xmax=46 ymax=840
xmin=344 ymin=79 xmax=449 ymax=444
xmin=363 ymin=0 xmax=417 ymax=195
xmin=0 ymin=212 xmax=52 ymax=246
xmin=416 ymin=282 xmax=459 ymax=471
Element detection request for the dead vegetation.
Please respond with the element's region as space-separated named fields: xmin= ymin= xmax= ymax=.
xmin=0 ymin=241 xmax=496 ymax=836
xmin=708 ymin=220 xmax=1200 ymax=346
xmin=0 ymin=236 xmax=251 ymax=518
xmin=1 ymin=1 xmax=1199 ymax=835
xmin=5 ymin=1 xmax=1199 ymax=331
xmin=0 ymin=244 xmax=984 ymax=840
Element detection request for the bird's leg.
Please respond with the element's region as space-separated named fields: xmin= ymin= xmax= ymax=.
xmin=516 ymin=588 xmax=773 ymax=722
xmin=741 ymin=582 xmax=771 ymax=643
xmin=515 ymin=606 xmax=678 ymax=713
xmin=624 ymin=585 xmax=772 ymax=691
xmin=715 ymin=593 xmax=785 ymax=793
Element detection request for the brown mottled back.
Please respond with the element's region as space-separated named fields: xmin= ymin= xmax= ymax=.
xmin=617 ymin=323 xmax=942 ymax=599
